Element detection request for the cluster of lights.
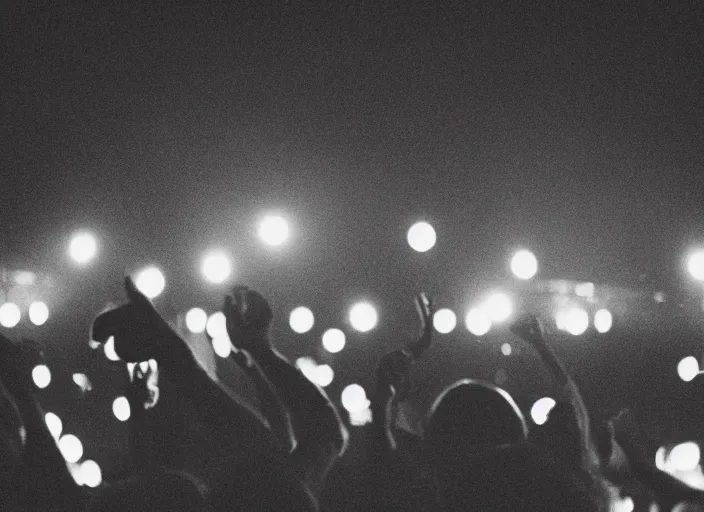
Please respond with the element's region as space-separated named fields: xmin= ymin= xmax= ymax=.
xmin=657 ymin=442 xmax=702 ymax=473
xmin=554 ymin=307 xmax=613 ymax=336
xmin=464 ymin=292 xmax=513 ymax=337
xmin=0 ymin=301 xmax=50 ymax=328
xmin=47 ymin=408 xmax=102 ymax=488
xmin=295 ymin=357 xmax=334 ymax=387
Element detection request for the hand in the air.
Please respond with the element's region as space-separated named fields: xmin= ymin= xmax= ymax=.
xmin=407 ymin=292 xmax=434 ymax=358
xmin=510 ymin=313 xmax=546 ymax=346
xmin=223 ymin=286 xmax=273 ymax=354
xmin=376 ymin=349 xmax=413 ymax=401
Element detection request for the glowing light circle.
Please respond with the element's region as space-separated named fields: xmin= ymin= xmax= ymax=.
xmin=206 ymin=312 xmax=228 ymax=339
xmin=341 ymin=384 xmax=368 ymax=413
xmin=322 ymin=329 xmax=346 ymax=353
xmin=594 ymin=309 xmax=613 ymax=334
xmin=201 ymin=250 xmax=231 ymax=284
xmin=134 ymin=267 xmax=165 ymax=299
xmin=212 ymin=336 xmax=232 ymax=358
xmin=407 ymin=222 xmax=437 ymax=253
xmin=29 ymin=301 xmax=49 ymax=326
xmin=259 ymin=215 xmax=290 ymax=247
xmin=433 ymin=308 xmax=457 ymax=334
xmin=45 ymin=412 xmax=63 ymax=440
xmin=678 ymin=356 xmax=700 ymax=382
xmin=80 ymin=460 xmax=103 ymax=488
xmin=32 ymin=365 xmax=51 ymax=389
xmin=58 ymin=434 xmax=83 ymax=463
xmin=349 ymin=302 xmax=378 ymax=333
xmin=0 ymin=302 xmax=21 ymax=328
xmin=688 ymin=251 xmax=704 ymax=281
xmin=289 ymin=307 xmax=315 ymax=334
xmin=483 ymin=293 xmax=513 ymax=323
xmin=185 ymin=308 xmax=208 ymax=334
xmin=69 ymin=232 xmax=97 ymax=264
xmin=669 ymin=442 xmax=701 ymax=472
xmin=465 ymin=308 xmax=491 ymax=336
xmin=510 ymin=250 xmax=538 ymax=280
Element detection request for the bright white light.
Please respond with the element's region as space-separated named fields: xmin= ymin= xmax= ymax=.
xmin=575 ymin=282 xmax=595 ymax=298
xmin=58 ymin=434 xmax=83 ymax=463
xmin=314 ymin=365 xmax=334 ymax=387
xmin=465 ymin=308 xmax=491 ymax=336
xmin=104 ymin=336 xmax=120 ymax=361
xmin=0 ymin=302 xmax=21 ymax=328
xmin=134 ymin=266 xmax=165 ymax=299
xmin=112 ymin=396 xmax=131 ymax=422
xmin=185 ymin=308 xmax=208 ymax=333
xmin=433 ymin=309 xmax=457 ymax=334
xmin=72 ymin=373 xmax=92 ymax=392
xmin=669 ymin=442 xmax=701 ymax=472
xmin=483 ymin=293 xmax=513 ymax=323
xmin=259 ymin=215 xmax=290 ymax=247
xmin=678 ymin=356 xmax=700 ymax=382
xmin=594 ymin=309 xmax=613 ymax=333
xmin=212 ymin=336 xmax=232 ymax=358
xmin=296 ymin=357 xmax=319 ymax=382
xmin=688 ymin=251 xmax=704 ymax=281
xmin=322 ymin=329 xmax=346 ymax=353
xmin=510 ymin=250 xmax=538 ymax=280
xmin=341 ymin=384 xmax=369 ymax=413
xmin=80 ymin=460 xmax=102 ymax=488
xmin=407 ymin=222 xmax=437 ymax=253
xmin=289 ymin=307 xmax=315 ymax=334
xmin=45 ymin=412 xmax=63 ymax=440
xmin=557 ymin=307 xmax=589 ymax=336
xmin=32 ymin=365 xmax=51 ymax=389
xmin=349 ymin=406 xmax=373 ymax=426
xmin=206 ymin=312 xmax=228 ymax=339
xmin=68 ymin=232 xmax=97 ymax=264
xmin=29 ymin=301 xmax=49 ymax=326
xmin=349 ymin=302 xmax=378 ymax=333
xmin=656 ymin=446 xmax=667 ymax=470
xmin=530 ymin=397 xmax=557 ymax=426
xmin=201 ymin=250 xmax=231 ymax=284
xmin=613 ymin=496 xmax=635 ymax=512
xmin=501 ymin=343 xmax=512 ymax=356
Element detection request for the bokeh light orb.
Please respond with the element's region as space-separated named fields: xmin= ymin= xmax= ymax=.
xmin=687 ymin=250 xmax=704 ymax=281
xmin=558 ymin=307 xmax=589 ymax=336
xmin=678 ymin=356 xmax=700 ymax=382
xmin=289 ymin=307 xmax=315 ymax=334
xmin=341 ymin=384 xmax=368 ymax=413
xmin=29 ymin=301 xmax=49 ymax=326
xmin=0 ymin=302 xmax=21 ymax=328
xmin=433 ymin=308 xmax=457 ymax=334
xmin=206 ymin=312 xmax=228 ymax=339
xmin=465 ymin=308 xmax=491 ymax=336
xmin=314 ymin=365 xmax=334 ymax=388
xmin=531 ymin=397 xmax=557 ymax=426
xmin=32 ymin=364 xmax=51 ymax=389
xmin=212 ymin=336 xmax=232 ymax=358
xmin=112 ymin=396 xmax=131 ymax=422
xmin=201 ymin=250 xmax=231 ymax=284
xmin=594 ymin=309 xmax=613 ymax=334
xmin=45 ymin=412 xmax=63 ymax=440
xmin=185 ymin=308 xmax=208 ymax=334
xmin=296 ymin=357 xmax=318 ymax=381
xmin=68 ymin=232 xmax=97 ymax=264
xmin=134 ymin=266 xmax=165 ymax=299
xmin=259 ymin=215 xmax=290 ymax=247
xmin=407 ymin=222 xmax=437 ymax=253
xmin=58 ymin=434 xmax=83 ymax=463
xmin=510 ymin=250 xmax=538 ymax=280
xmin=501 ymin=343 xmax=512 ymax=356
xmin=483 ymin=293 xmax=513 ymax=322
xmin=103 ymin=336 xmax=120 ymax=361
xmin=349 ymin=302 xmax=378 ymax=333
xmin=322 ymin=328 xmax=346 ymax=353
xmin=80 ymin=460 xmax=103 ymax=488
xmin=669 ymin=442 xmax=701 ymax=472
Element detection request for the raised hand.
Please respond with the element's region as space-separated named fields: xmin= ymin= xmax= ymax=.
xmin=407 ymin=292 xmax=435 ymax=358
xmin=509 ymin=312 xmax=545 ymax=346
xmin=376 ymin=349 xmax=414 ymax=401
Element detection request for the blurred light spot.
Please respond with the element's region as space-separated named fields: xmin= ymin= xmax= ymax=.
xmin=322 ymin=328 xmax=346 ymax=353
xmin=669 ymin=442 xmax=701 ymax=472
xmin=465 ymin=308 xmax=491 ymax=336
xmin=185 ymin=308 xmax=208 ymax=333
xmin=80 ymin=460 xmax=102 ymax=488
xmin=531 ymin=397 xmax=557 ymax=426
xmin=0 ymin=302 xmax=21 ymax=328
xmin=341 ymin=384 xmax=368 ymax=413
xmin=88 ymin=339 xmax=101 ymax=350
xmin=206 ymin=312 xmax=227 ymax=339
xmin=349 ymin=302 xmax=378 ymax=333
xmin=653 ymin=291 xmax=666 ymax=303
xmin=134 ymin=266 xmax=165 ymax=299
xmin=407 ymin=222 xmax=436 ymax=252
xmin=259 ymin=215 xmax=289 ymax=247
xmin=574 ymin=282 xmax=595 ymax=298
xmin=289 ymin=306 xmax=314 ymax=334
xmin=613 ymin=496 xmax=635 ymax=512
xmin=688 ymin=250 xmax=704 ymax=281
xmin=557 ymin=307 xmax=589 ymax=336
xmin=501 ymin=343 xmax=512 ymax=356
xmin=483 ymin=293 xmax=513 ymax=322
xmin=349 ymin=406 xmax=373 ymax=426
xmin=296 ymin=357 xmax=318 ymax=382
xmin=655 ymin=446 xmax=667 ymax=471
xmin=104 ymin=336 xmax=120 ymax=361
xmin=58 ymin=434 xmax=83 ymax=463
xmin=112 ymin=396 xmax=131 ymax=422
xmin=72 ymin=373 xmax=92 ymax=392
xmin=433 ymin=308 xmax=457 ymax=334
xmin=510 ymin=250 xmax=538 ymax=280
xmin=32 ymin=365 xmax=51 ymax=389
xmin=201 ymin=250 xmax=231 ymax=284
xmin=45 ymin=412 xmax=62 ymax=440
xmin=212 ymin=336 xmax=232 ymax=358
xmin=29 ymin=301 xmax=49 ymax=326
xmin=314 ymin=364 xmax=334 ymax=387
xmin=13 ymin=271 xmax=36 ymax=286
xmin=69 ymin=232 xmax=97 ymax=264
xmin=678 ymin=356 xmax=700 ymax=382
xmin=594 ymin=309 xmax=613 ymax=333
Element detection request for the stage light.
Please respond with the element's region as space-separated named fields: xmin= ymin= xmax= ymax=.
xmin=349 ymin=302 xmax=378 ymax=333
xmin=465 ymin=308 xmax=491 ymax=336
xmin=45 ymin=412 xmax=62 ymax=440
xmin=58 ymin=434 xmax=83 ymax=463
xmin=669 ymin=442 xmax=701 ymax=472
xmin=104 ymin=336 xmax=120 ymax=361
xmin=510 ymin=250 xmax=538 ymax=280
xmin=557 ymin=307 xmax=589 ymax=336
xmin=289 ymin=306 xmax=314 ymax=334
xmin=501 ymin=343 xmax=512 ymax=356
xmin=259 ymin=215 xmax=290 ymax=247
xmin=322 ymin=328 xmax=346 ymax=353
xmin=0 ymin=302 xmax=21 ymax=328
xmin=483 ymin=292 xmax=513 ymax=322
xmin=112 ymin=396 xmax=131 ymax=422
xmin=69 ymin=232 xmax=97 ymax=264
xmin=688 ymin=250 xmax=704 ymax=281
xmin=678 ymin=356 xmax=699 ymax=382
xmin=206 ymin=312 xmax=227 ymax=339
xmin=594 ymin=309 xmax=613 ymax=333
xmin=134 ymin=266 xmax=165 ymax=299
xmin=314 ymin=364 xmax=334 ymax=387
xmin=185 ymin=308 xmax=208 ymax=333
xmin=32 ymin=365 xmax=51 ymax=389
xmin=201 ymin=250 xmax=231 ymax=284
xmin=80 ymin=460 xmax=102 ymax=488
xmin=530 ymin=397 xmax=556 ymax=426
xmin=433 ymin=308 xmax=457 ymax=334
xmin=211 ymin=336 xmax=232 ymax=358
xmin=295 ymin=357 xmax=318 ymax=381
xmin=29 ymin=301 xmax=49 ymax=326
xmin=613 ymin=497 xmax=634 ymax=512
xmin=407 ymin=221 xmax=436 ymax=252
xmin=575 ymin=282 xmax=595 ymax=298
xmin=72 ymin=373 xmax=92 ymax=392
xmin=341 ymin=384 xmax=368 ymax=413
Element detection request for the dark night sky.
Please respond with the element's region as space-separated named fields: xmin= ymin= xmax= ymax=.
xmin=2 ymin=1 xmax=704 ymax=296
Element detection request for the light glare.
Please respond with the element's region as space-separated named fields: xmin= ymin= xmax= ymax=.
xmin=678 ymin=356 xmax=699 ymax=382
xmin=289 ymin=307 xmax=315 ymax=334
xmin=557 ymin=307 xmax=589 ymax=336
xmin=58 ymin=434 xmax=83 ymax=463
xmin=531 ymin=397 xmax=557 ymax=426
xmin=501 ymin=343 xmax=512 ymax=356
xmin=322 ymin=329 xmax=346 ymax=353
xmin=134 ymin=267 xmax=165 ymax=299
xmin=510 ymin=250 xmax=538 ymax=280
xmin=433 ymin=308 xmax=457 ymax=334
xmin=594 ymin=309 xmax=613 ymax=333
xmin=259 ymin=215 xmax=290 ymax=247
xmin=69 ymin=232 xmax=97 ymax=264
xmin=465 ymin=308 xmax=491 ymax=336
xmin=185 ymin=308 xmax=208 ymax=333
xmin=112 ymin=396 xmax=131 ymax=422
xmin=72 ymin=373 xmax=92 ymax=392
xmin=32 ymin=365 xmax=51 ymax=389
xmin=483 ymin=293 xmax=513 ymax=322
xmin=314 ymin=365 xmax=334 ymax=387
xmin=29 ymin=301 xmax=49 ymax=326
xmin=0 ymin=302 xmax=21 ymax=328
xmin=206 ymin=312 xmax=228 ymax=339
xmin=80 ymin=460 xmax=102 ymax=488
xmin=45 ymin=412 xmax=63 ymax=440
xmin=201 ymin=251 xmax=231 ymax=284
xmin=212 ymin=336 xmax=232 ymax=358
xmin=341 ymin=384 xmax=369 ymax=413
xmin=349 ymin=302 xmax=378 ymax=332
xmin=669 ymin=442 xmax=701 ymax=472
xmin=407 ymin=222 xmax=437 ymax=252
xmin=688 ymin=251 xmax=704 ymax=281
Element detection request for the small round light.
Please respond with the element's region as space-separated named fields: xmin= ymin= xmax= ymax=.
xmin=72 ymin=373 xmax=92 ymax=392
xmin=212 ymin=336 xmax=232 ymax=358
xmin=259 ymin=215 xmax=290 ymax=247
xmin=68 ymin=232 xmax=97 ymax=264
xmin=407 ymin=222 xmax=437 ymax=252
xmin=112 ymin=396 xmax=131 ymax=422
xmin=104 ymin=336 xmax=120 ymax=361
xmin=465 ymin=308 xmax=491 ymax=336
xmin=289 ymin=307 xmax=315 ymax=334
xmin=185 ymin=308 xmax=208 ymax=333
xmin=557 ymin=307 xmax=589 ymax=336
xmin=687 ymin=251 xmax=704 ymax=281
xmin=80 ymin=460 xmax=102 ymax=488
xmin=201 ymin=250 xmax=232 ymax=284
xmin=322 ymin=329 xmax=346 ymax=353
xmin=134 ymin=267 xmax=165 ymax=299
xmin=0 ymin=302 xmax=21 ymax=328
xmin=349 ymin=302 xmax=378 ymax=333
xmin=433 ymin=309 xmax=457 ymax=334
xmin=58 ymin=434 xmax=83 ymax=463
xmin=314 ymin=364 xmax=334 ymax=388
xmin=594 ymin=309 xmax=613 ymax=334
xmin=29 ymin=301 xmax=49 ymax=326
xmin=531 ymin=397 xmax=557 ymax=426
xmin=510 ymin=250 xmax=538 ymax=280
xmin=206 ymin=312 xmax=228 ymax=339
xmin=678 ymin=356 xmax=700 ymax=382
xmin=501 ymin=343 xmax=512 ymax=356
xmin=32 ymin=365 xmax=51 ymax=389
xmin=45 ymin=412 xmax=63 ymax=440
xmin=341 ymin=384 xmax=368 ymax=413
xmin=483 ymin=293 xmax=513 ymax=323
xmin=669 ymin=442 xmax=701 ymax=472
